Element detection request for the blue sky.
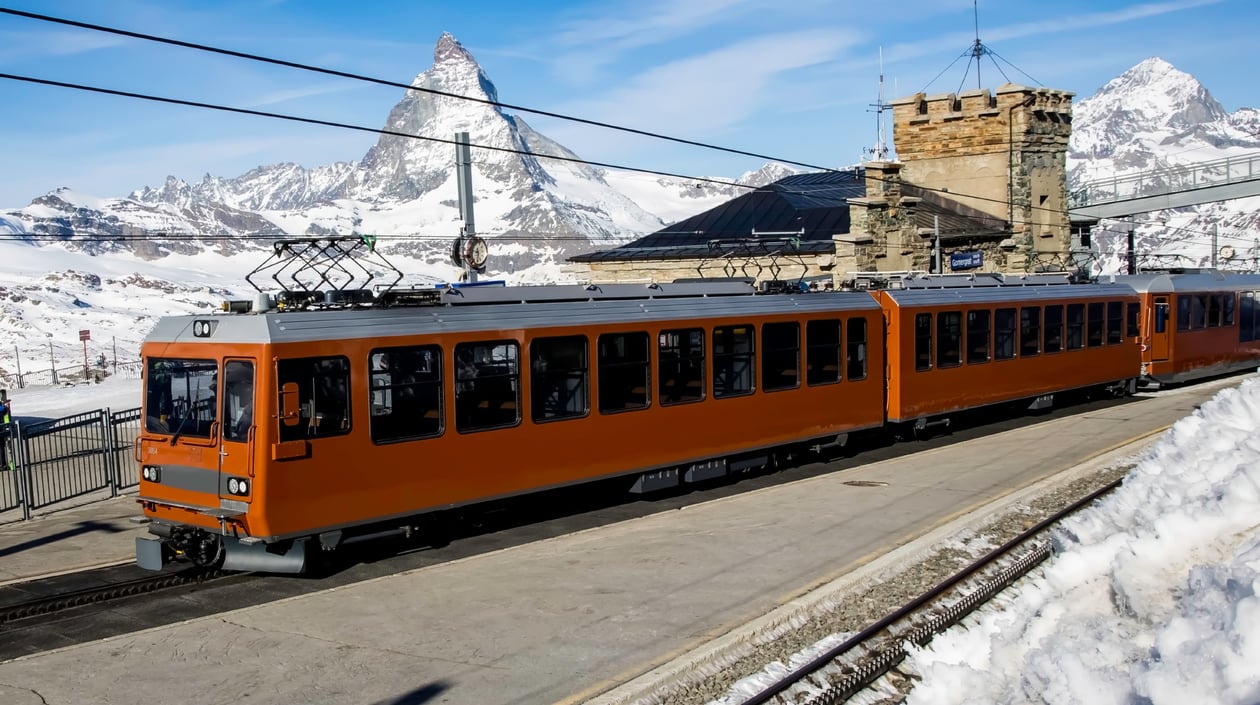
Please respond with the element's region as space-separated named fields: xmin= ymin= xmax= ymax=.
xmin=0 ymin=0 xmax=1251 ymax=207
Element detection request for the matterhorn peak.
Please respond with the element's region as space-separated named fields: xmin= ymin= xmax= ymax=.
xmin=434 ymin=32 xmax=474 ymax=66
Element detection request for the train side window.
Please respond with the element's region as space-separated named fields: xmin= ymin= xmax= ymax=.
xmin=914 ymin=313 xmax=933 ymax=371
xmin=1241 ymin=292 xmax=1257 ymax=342
xmin=1192 ymin=295 xmax=1207 ymax=329
xmin=1044 ymin=306 xmax=1063 ymax=353
xmin=761 ymin=322 xmax=800 ymax=392
xmin=1066 ymin=304 xmax=1085 ymax=350
xmin=847 ymin=318 xmax=868 ymax=381
xmin=714 ymin=325 xmax=755 ymax=398
xmin=1176 ymin=296 xmax=1191 ymax=331
xmin=659 ymin=328 xmax=705 ymax=405
xmin=1206 ymin=294 xmax=1223 ymax=328
xmin=368 ymin=346 xmax=442 ymax=444
xmin=1224 ymin=294 xmax=1236 ymax=326
xmin=806 ymin=320 xmax=841 ymax=385
xmin=598 ymin=332 xmax=650 ymax=413
xmin=1254 ymin=291 xmax=1260 ymax=339
xmin=1107 ymin=302 xmax=1124 ymax=344
xmin=1126 ymin=302 xmax=1140 ymax=338
xmin=531 ymin=336 xmax=589 ymax=423
xmin=937 ymin=311 xmax=962 ymax=367
xmin=276 ymin=356 xmax=351 ymax=441
xmin=966 ymin=309 xmax=991 ymax=364
xmin=994 ymin=308 xmax=1016 ymax=360
xmin=1020 ymin=307 xmax=1041 ymax=357
xmin=455 ymin=341 xmax=520 ymax=433
xmin=1087 ymin=302 xmax=1105 ymax=347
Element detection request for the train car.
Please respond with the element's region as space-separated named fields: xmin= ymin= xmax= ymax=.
xmin=867 ymin=272 xmax=1141 ymax=431
xmin=1117 ymin=270 xmax=1260 ymax=385
xmin=134 ymin=280 xmax=887 ymax=573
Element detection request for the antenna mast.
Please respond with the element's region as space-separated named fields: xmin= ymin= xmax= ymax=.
xmin=865 ymin=47 xmax=891 ymax=162
xmin=970 ymin=0 xmax=984 ymax=89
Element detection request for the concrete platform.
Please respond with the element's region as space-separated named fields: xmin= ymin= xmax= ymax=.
xmin=0 ymin=376 xmax=1244 ymax=705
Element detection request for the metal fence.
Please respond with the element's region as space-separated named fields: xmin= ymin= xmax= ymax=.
xmin=0 ymin=406 xmax=141 ymax=521
xmin=1070 ymin=151 xmax=1260 ymax=207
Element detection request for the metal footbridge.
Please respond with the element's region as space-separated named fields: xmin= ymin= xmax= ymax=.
xmin=1069 ymin=151 xmax=1260 ymax=219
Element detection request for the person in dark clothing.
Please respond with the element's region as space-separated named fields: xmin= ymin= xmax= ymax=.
xmin=0 ymin=390 xmax=12 ymax=472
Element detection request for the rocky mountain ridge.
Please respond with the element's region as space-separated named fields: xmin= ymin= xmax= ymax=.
xmin=1067 ymin=56 xmax=1260 ymax=272
xmin=2 ymin=51 xmax=1257 ymax=381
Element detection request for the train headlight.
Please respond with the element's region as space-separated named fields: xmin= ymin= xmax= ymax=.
xmin=226 ymin=477 xmax=250 ymax=496
xmin=141 ymin=465 xmax=161 ymax=483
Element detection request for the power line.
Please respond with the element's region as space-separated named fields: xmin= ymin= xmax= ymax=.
xmin=0 ymin=69 xmax=1095 ymax=228
xmin=0 ymin=7 xmax=1250 ymax=242
xmin=0 ymin=5 xmax=1109 ymax=223
xmin=0 ymin=6 xmax=835 ymax=174
xmin=0 ymin=71 xmax=756 ymax=191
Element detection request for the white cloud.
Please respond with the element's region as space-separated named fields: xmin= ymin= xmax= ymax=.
xmin=540 ymin=28 xmax=860 ymax=158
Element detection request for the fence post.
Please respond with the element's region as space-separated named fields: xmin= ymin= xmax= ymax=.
xmin=101 ymin=408 xmax=117 ymax=498
xmin=14 ymin=419 xmax=30 ymax=521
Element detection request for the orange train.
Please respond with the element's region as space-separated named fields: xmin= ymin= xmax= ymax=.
xmin=133 ymin=270 xmax=1260 ymax=573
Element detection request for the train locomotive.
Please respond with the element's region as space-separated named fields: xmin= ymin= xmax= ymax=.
xmin=132 ymin=251 xmax=1260 ymax=574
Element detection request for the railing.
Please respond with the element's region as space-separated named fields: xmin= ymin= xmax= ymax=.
xmin=0 ymin=406 xmax=142 ymax=522
xmin=1070 ymin=151 xmax=1260 ymax=207
xmin=0 ymin=361 xmax=143 ymax=391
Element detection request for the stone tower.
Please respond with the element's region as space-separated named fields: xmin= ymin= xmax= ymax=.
xmin=889 ymin=84 xmax=1075 ymax=271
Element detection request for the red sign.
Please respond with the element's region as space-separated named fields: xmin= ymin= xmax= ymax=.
xmin=79 ymin=329 xmax=91 ymax=341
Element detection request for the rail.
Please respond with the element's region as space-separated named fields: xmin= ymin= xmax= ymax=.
xmin=1070 ymin=151 xmax=1260 ymax=207
xmin=742 ymin=477 xmax=1122 ymax=704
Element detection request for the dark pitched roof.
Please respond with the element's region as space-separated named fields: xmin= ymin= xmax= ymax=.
xmin=571 ymin=170 xmax=864 ymax=262
xmin=903 ymin=184 xmax=1010 ymax=241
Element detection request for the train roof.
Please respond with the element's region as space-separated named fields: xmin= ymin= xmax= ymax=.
xmin=876 ymin=282 xmax=1139 ymax=307
xmin=1106 ymin=270 xmax=1260 ymax=294
xmin=143 ymin=282 xmax=882 ymax=347
xmin=858 ymin=271 xmax=1138 ymax=307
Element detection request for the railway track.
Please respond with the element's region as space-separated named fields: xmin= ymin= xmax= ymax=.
xmin=0 ymin=564 xmax=233 ymax=626
xmin=0 ymin=391 xmax=1148 ymax=664
xmin=732 ymin=477 xmax=1125 ymax=705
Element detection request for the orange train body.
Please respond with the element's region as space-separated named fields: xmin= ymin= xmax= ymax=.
xmin=133 ymin=272 xmax=1260 ymax=573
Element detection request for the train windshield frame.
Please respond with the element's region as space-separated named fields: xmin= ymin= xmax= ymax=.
xmin=144 ymin=358 xmax=218 ymax=438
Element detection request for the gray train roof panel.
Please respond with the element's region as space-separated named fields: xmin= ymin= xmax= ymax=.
xmin=144 ymin=291 xmax=883 ymax=346
xmin=1106 ymin=271 xmax=1260 ymax=294
xmin=878 ymin=282 xmax=1139 ymax=308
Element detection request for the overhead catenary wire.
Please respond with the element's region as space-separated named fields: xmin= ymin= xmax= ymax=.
xmin=0 ymin=5 xmax=1111 ymax=226
xmin=0 ymin=8 xmax=1252 ymax=250
xmin=0 ymin=69 xmax=1116 ymax=230
xmin=0 ymin=6 xmax=835 ymax=174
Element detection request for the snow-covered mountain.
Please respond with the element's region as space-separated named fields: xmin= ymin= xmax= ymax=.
xmin=0 ymin=32 xmax=792 ymax=385
xmin=1067 ymin=57 xmax=1260 ymax=273
xmin=4 ymin=48 xmax=1254 ymax=388
xmin=1 ymin=33 xmax=762 ymax=272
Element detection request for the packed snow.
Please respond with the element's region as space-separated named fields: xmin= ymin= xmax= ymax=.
xmin=899 ymin=376 xmax=1260 ymax=705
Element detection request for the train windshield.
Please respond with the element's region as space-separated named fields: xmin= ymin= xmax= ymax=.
xmin=144 ymin=358 xmax=218 ymax=437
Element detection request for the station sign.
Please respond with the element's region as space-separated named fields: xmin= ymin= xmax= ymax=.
xmin=949 ymin=251 xmax=983 ymax=271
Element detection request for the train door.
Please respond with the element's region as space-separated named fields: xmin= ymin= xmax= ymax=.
xmin=1150 ymin=296 xmax=1170 ymax=361
xmin=219 ymin=359 xmax=256 ymax=493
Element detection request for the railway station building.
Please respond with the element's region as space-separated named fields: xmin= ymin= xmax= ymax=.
xmin=567 ymin=83 xmax=1090 ymax=288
